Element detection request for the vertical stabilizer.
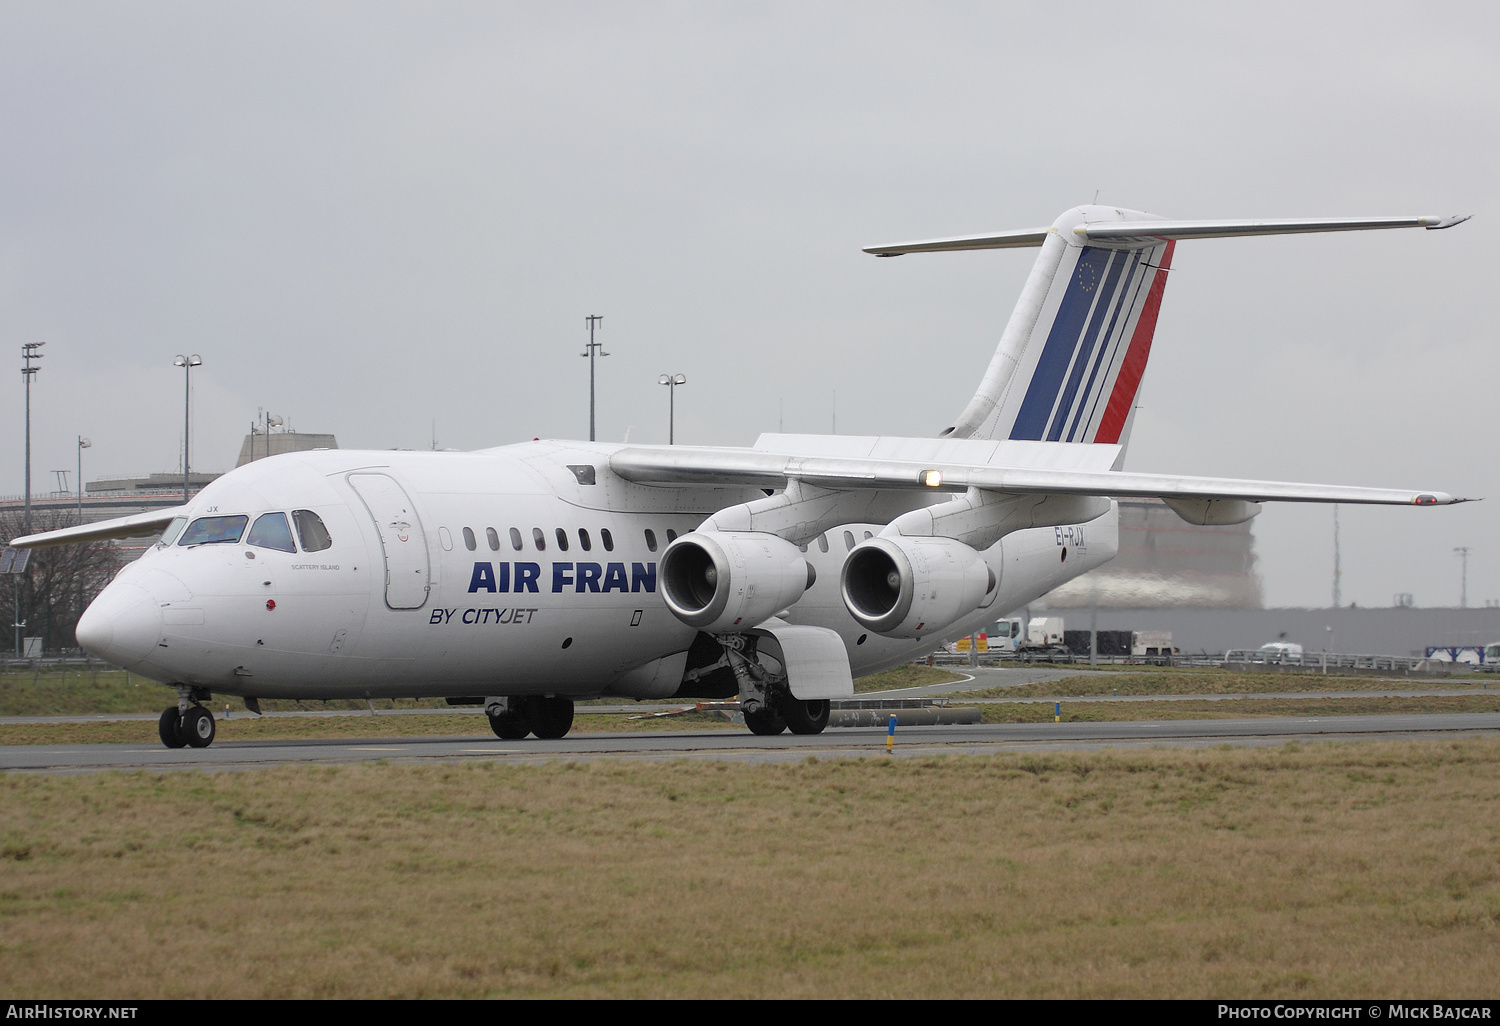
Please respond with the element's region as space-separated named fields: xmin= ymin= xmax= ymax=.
xmin=943 ymin=205 xmax=1174 ymax=445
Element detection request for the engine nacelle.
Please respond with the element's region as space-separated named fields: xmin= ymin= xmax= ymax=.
xmin=659 ymin=531 xmax=814 ymax=633
xmin=840 ymin=535 xmax=994 ymax=639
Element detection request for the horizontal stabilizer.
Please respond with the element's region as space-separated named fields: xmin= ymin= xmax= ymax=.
xmin=1078 ymin=214 xmax=1471 ymax=245
xmin=9 ymin=507 xmax=185 ymax=549
xmin=864 ymin=227 xmax=1051 ymax=256
xmin=864 ymin=214 xmax=1470 ymax=256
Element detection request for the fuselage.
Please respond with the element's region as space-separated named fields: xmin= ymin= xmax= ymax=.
xmin=76 ymin=441 xmax=1117 ymax=700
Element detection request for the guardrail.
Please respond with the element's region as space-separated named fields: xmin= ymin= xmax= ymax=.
xmin=930 ymin=649 xmax=1493 ymax=674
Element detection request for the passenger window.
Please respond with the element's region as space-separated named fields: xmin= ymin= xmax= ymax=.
xmin=510 ymin=528 xmax=523 ymax=551
xmin=486 ymin=527 xmax=500 ymax=551
xmin=666 ymin=529 xmax=678 ymax=543
xmin=247 ymin=512 xmax=298 ymax=553
xmin=817 ymin=534 xmax=829 ymax=553
xmin=179 ymin=515 xmax=250 ymax=547
xmin=292 ymin=510 xmax=333 ymax=552
xmin=462 ymin=527 xmax=476 ymax=551
xmin=644 ymin=529 xmax=657 ymax=552
xmin=159 ymin=516 xmax=188 ymax=547
xmin=532 ymin=528 xmax=546 ymax=551
xmin=843 ymin=531 xmax=855 ymax=551
xmin=579 ymin=528 xmax=591 ymax=552
xmin=601 ymin=528 xmax=614 ymax=552
xmin=555 ymin=528 xmax=569 ymax=552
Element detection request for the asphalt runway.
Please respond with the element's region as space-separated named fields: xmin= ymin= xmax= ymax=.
xmin=5 ymin=712 xmax=1499 ymax=774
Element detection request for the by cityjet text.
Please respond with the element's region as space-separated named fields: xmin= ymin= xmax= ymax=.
xmin=1220 ymin=1008 xmax=1492 ymax=1020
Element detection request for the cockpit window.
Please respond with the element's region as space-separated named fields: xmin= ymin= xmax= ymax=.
xmin=247 ymin=512 xmax=298 ymax=553
xmin=178 ymin=515 xmax=249 ymax=547
xmin=159 ymin=516 xmax=188 ymax=547
xmin=292 ymin=510 xmax=333 ymax=552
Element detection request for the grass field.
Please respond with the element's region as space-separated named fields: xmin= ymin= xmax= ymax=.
xmin=1 ymin=740 xmax=1497 ymax=997
xmin=947 ymin=669 xmax=1489 ymax=699
xmin=0 ymin=663 xmax=964 ymax=718
xmin=976 ymin=695 xmax=1500 ymax=722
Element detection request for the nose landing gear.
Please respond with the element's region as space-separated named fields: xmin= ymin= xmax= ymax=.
xmin=158 ymin=686 xmax=217 ymax=749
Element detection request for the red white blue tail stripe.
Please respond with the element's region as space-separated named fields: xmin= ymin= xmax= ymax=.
xmin=1003 ymin=238 xmax=1174 ymax=445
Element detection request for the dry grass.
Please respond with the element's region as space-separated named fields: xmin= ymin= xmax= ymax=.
xmin=853 ymin=663 xmax=965 ymax=692
xmin=1 ymin=740 xmax=1498 ymax=997
xmin=0 ymin=663 xmax=960 ymax=717
xmin=951 ymin=668 xmax=1489 ymax=699
xmin=0 ymin=711 xmax=744 ymax=747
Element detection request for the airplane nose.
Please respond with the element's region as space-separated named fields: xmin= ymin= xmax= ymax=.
xmin=76 ymin=583 xmax=163 ymax=669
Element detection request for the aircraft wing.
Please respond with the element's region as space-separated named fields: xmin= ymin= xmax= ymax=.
xmin=8 ymin=507 xmax=186 ymax=549
xmin=608 ymin=446 xmax=1462 ymax=506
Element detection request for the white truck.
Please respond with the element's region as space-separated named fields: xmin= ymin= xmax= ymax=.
xmin=947 ymin=616 xmax=1064 ymax=655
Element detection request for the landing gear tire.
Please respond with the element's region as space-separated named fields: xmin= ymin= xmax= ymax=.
xmin=158 ymin=707 xmax=187 ymax=749
xmin=531 ymin=697 xmax=574 ymax=740
xmin=488 ymin=708 xmax=532 ymax=740
xmin=778 ymin=696 xmax=830 ymax=735
xmin=743 ymin=704 xmax=787 ymax=736
xmin=182 ymin=706 xmax=216 ymax=748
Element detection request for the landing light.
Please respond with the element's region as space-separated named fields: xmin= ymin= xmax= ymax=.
xmin=922 ymin=470 xmax=942 ymax=488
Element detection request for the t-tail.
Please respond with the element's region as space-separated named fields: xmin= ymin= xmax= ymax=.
xmin=866 ymin=205 xmax=1470 ymax=454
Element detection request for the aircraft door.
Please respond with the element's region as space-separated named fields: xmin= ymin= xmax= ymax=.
xmin=348 ymin=473 xmax=431 ymax=610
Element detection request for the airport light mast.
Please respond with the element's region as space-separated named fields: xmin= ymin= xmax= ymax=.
xmin=21 ymin=342 xmax=44 ymax=534
xmin=173 ymin=354 xmax=202 ymax=500
xmin=76 ymin=437 xmax=90 ymax=522
xmin=581 ymin=315 xmax=607 ymax=442
xmin=658 ymin=374 xmax=686 ymax=444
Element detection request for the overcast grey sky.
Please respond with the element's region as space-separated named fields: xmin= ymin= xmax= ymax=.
xmin=2 ymin=1 xmax=1496 ymax=608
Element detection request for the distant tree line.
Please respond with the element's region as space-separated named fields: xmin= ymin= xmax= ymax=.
xmin=1 ymin=510 xmax=123 ymax=655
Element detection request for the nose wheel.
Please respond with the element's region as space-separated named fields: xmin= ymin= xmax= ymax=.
xmin=158 ymin=705 xmax=217 ymax=749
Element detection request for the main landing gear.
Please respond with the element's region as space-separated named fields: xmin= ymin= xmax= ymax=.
xmin=743 ymin=693 xmax=830 ymax=736
xmin=486 ymin=696 xmax=575 ymax=740
xmin=158 ymin=686 xmax=216 ymax=749
xmin=721 ymin=634 xmax=831 ymax=737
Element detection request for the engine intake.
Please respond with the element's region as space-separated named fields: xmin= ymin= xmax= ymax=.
xmin=841 ymin=535 xmax=994 ymax=639
xmin=660 ymin=531 xmax=813 ymax=633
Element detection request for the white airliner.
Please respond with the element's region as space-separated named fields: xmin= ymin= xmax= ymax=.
xmin=10 ymin=204 xmax=1470 ymax=749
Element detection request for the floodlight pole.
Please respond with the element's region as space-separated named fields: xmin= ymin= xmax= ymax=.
xmin=21 ymin=342 xmax=44 ymax=534
xmin=173 ymin=355 xmax=202 ymax=500
xmin=76 ymin=436 xmax=91 ymax=522
xmin=581 ymin=315 xmax=607 ymax=441
xmin=658 ymin=374 xmax=687 ymax=444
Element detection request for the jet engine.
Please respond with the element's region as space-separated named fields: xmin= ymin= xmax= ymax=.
xmin=840 ymin=535 xmax=994 ymax=639
xmin=660 ymin=531 xmax=815 ymax=633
